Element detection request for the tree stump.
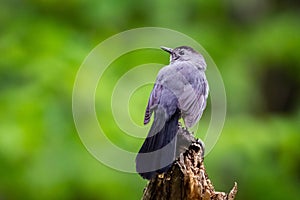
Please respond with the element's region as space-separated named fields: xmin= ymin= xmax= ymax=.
xmin=141 ymin=126 xmax=237 ymax=200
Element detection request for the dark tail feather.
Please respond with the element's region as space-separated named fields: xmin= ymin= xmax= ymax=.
xmin=136 ymin=110 xmax=180 ymax=180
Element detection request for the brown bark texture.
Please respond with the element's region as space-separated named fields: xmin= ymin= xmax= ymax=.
xmin=142 ymin=126 xmax=237 ymax=200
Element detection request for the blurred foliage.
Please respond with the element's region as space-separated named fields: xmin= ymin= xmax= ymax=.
xmin=0 ymin=0 xmax=300 ymax=199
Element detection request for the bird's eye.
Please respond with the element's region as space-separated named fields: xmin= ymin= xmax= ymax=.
xmin=179 ymin=50 xmax=184 ymax=55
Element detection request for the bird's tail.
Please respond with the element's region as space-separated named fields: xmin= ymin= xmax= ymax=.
xmin=136 ymin=109 xmax=180 ymax=180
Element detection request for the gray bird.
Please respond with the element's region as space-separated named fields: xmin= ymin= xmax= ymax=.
xmin=136 ymin=46 xmax=209 ymax=180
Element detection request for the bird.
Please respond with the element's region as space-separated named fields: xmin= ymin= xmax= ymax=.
xmin=135 ymin=46 xmax=209 ymax=180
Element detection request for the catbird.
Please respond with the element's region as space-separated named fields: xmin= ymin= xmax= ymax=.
xmin=135 ymin=46 xmax=209 ymax=180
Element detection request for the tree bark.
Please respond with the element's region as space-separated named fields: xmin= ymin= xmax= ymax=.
xmin=142 ymin=126 xmax=237 ymax=200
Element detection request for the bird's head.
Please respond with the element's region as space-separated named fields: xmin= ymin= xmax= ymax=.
xmin=160 ymin=46 xmax=206 ymax=70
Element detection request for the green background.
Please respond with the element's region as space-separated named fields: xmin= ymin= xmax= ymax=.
xmin=1 ymin=0 xmax=300 ymax=199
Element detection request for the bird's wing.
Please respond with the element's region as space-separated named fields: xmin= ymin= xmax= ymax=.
xmin=143 ymin=65 xmax=177 ymax=125
xmin=144 ymin=63 xmax=208 ymax=127
xmin=144 ymin=83 xmax=163 ymax=125
xmin=176 ymin=64 xmax=209 ymax=128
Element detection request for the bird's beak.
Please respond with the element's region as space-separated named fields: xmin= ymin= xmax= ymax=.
xmin=160 ymin=46 xmax=173 ymax=54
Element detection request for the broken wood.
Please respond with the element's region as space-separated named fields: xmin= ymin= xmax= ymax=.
xmin=141 ymin=126 xmax=237 ymax=200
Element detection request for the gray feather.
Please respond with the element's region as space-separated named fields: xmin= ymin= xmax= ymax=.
xmin=137 ymin=46 xmax=209 ymax=180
